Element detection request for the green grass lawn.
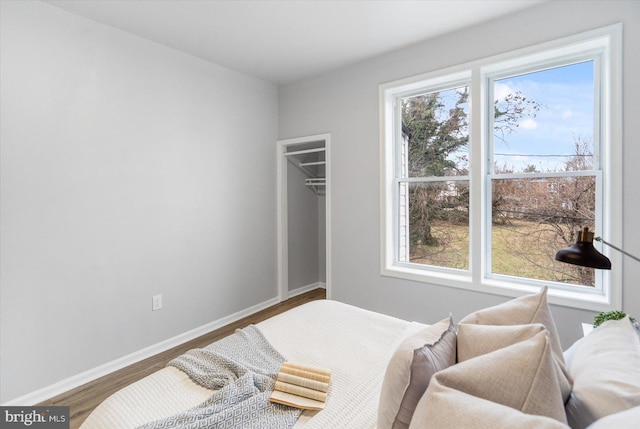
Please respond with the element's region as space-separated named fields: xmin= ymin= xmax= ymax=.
xmin=410 ymin=220 xmax=594 ymax=286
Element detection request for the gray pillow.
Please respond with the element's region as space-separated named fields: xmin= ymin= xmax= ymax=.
xmin=378 ymin=317 xmax=456 ymax=429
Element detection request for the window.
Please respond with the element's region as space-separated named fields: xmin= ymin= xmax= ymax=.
xmin=488 ymin=62 xmax=599 ymax=287
xmin=380 ymin=25 xmax=622 ymax=310
xmin=398 ymin=84 xmax=470 ymax=270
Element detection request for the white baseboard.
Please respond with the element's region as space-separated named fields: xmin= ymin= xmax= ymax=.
xmin=287 ymin=282 xmax=326 ymax=298
xmin=3 ymin=295 xmax=281 ymax=406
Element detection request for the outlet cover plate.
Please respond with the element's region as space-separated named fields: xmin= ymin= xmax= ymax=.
xmin=152 ymin=294 xmax=162 ymax=311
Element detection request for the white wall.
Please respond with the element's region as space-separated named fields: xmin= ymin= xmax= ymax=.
xmin=0 ymin=1 xmax=278 ymax=403
xmin=287 ymin=162 xmax=320 ymax=291
xmin=278 ymin=0 xmax=640 ymax=349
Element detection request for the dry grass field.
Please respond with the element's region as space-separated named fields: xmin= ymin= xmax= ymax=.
xmin=410 ymin=220 xmax=594 ymax=286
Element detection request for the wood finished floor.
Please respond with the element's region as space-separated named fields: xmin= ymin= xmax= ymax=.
xmin=37 ymin=288 xmax=326 ymax=429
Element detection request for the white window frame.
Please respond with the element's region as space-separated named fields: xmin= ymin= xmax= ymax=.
xmin=379 ymin=24 xmax=622 ymax=311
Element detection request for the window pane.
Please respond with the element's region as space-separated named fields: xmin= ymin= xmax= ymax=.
xmin=493 ymin=62 xmax=594 ymax=174
xmin=399 ymin=181 xmax=469 ymax=269
xmin=401 ymin=86 xmax=469 ymax=178
xmin=491 ymin=176 xmax=596 ymax=286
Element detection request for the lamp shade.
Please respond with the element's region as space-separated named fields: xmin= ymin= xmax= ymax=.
xmin=555 ymin=227 xmax=611 ymax=270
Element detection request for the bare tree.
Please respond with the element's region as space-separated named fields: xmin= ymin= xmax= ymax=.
xmin=491 ymin=136 xmax=596 ymax=285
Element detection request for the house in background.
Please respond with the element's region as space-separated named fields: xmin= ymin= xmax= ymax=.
xmin=1 ymin=0 xmax=639 ymax=406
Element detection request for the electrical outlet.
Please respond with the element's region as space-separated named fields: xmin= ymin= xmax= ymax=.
xmin=152 ymin=294 xmax=162 ymax=311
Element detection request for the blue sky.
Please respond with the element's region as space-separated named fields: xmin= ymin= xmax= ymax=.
xmin=493 ymin=61 xmax=595 ymax=173
xmin=405 ymin=61 xmax=595 ymax=175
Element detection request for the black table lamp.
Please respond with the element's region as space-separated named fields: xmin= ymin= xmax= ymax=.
xmin=555 ymin=227 xmax=640 ymax=269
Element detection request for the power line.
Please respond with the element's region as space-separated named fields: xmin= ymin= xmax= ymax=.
xmin=494 ymin=153 xmax=591 ymax=158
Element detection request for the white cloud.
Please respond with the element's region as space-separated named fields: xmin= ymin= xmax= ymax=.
xmin=494 ymin=82 xmax=513 ymax=101
xmin=561 ymin=110 xmax=573 ymax=119
xmin=519 ymin=118 xmax=538 ymax=130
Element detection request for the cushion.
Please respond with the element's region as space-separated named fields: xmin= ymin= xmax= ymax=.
xmin=459 ymin=286 xmax=571 ymax=401
xmin=585 ymin=406 xmax=640 ymax=429
xmin=457 ymin=323 xmax=571 ymax=401
xmin=459 ymin=286 xmax=563 ymax=358
xmin=408 ymin=380 xmax=570 ymax=429
xmin=564 ymin=316 xmax=640 ymax=429
xmin=378 ymin=317 xmax=456 ymax=429
xmin=457 ymin=323 xmax=547 ymax=361
xmin=409 ymin=328 xmax=569 ymax=428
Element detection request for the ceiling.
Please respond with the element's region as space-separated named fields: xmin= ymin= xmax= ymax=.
xmin=45 ymin=0 xmax=546 ymax=84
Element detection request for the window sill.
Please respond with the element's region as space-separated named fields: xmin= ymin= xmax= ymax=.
xmin=382 ymin=264 xmax=618 ymax=312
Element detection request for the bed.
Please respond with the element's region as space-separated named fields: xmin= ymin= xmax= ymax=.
xmin=80 ymin=288 xmax=640 ymax=429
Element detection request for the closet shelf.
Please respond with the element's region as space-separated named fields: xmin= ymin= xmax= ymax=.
xmin=284 ymin=147 xmax=326 ymax=157
xmin=285 ymin=143 xmax=326 ymax=195
xmin=305 ymin=178 xmax=326 ymax=195
xmin=305 ymin=178 xmax=326 ymax=185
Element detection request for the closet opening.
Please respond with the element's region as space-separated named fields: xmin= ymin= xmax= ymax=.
xmin=277 ymin=134 xmax=331 ymax=301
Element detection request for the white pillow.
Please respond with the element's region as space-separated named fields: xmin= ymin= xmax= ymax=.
xmin=457 ymin=323 xmax=571 ymax=401
xmin=457 ymin=323 xmax=547 ymax=361
xmin=585 ymin=406 xmax=640 ymax=429
xmin=409 ymin=328 xmax=569 ymax=428
xmin=378 ymin=317 xmax=456 ymax=429
xmin=408 ymin=381 xmax=570 ymax=429
xmin=564 ymin=316 xmax=640 ymax=429
xmin=459 ymin=286 xmax=571 ymax=402
xmin=459 ymin=286 xmax=564 ymax=360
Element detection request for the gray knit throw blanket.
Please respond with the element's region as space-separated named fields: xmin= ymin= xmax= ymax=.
xmin=136 ymin=325 xmax=301 ymax=429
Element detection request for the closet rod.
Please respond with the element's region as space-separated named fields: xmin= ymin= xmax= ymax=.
xmin=284 ymin=147 xmax=325 ymax=156
xmin=300 ymin=161 xmax=326 ymax=167
xmin=305 ymin=179 xmax=326 ymax=185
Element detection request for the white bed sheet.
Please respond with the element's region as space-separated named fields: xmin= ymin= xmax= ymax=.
xmin=80 ymin=300 xmax=427 ymax=429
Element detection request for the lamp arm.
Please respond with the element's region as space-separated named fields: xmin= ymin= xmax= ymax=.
xmin=594 ymin=237 xmax=640 ymax=264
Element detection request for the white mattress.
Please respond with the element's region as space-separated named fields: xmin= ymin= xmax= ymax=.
xmin=80 ymin=300 xmax=427 ymax=429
